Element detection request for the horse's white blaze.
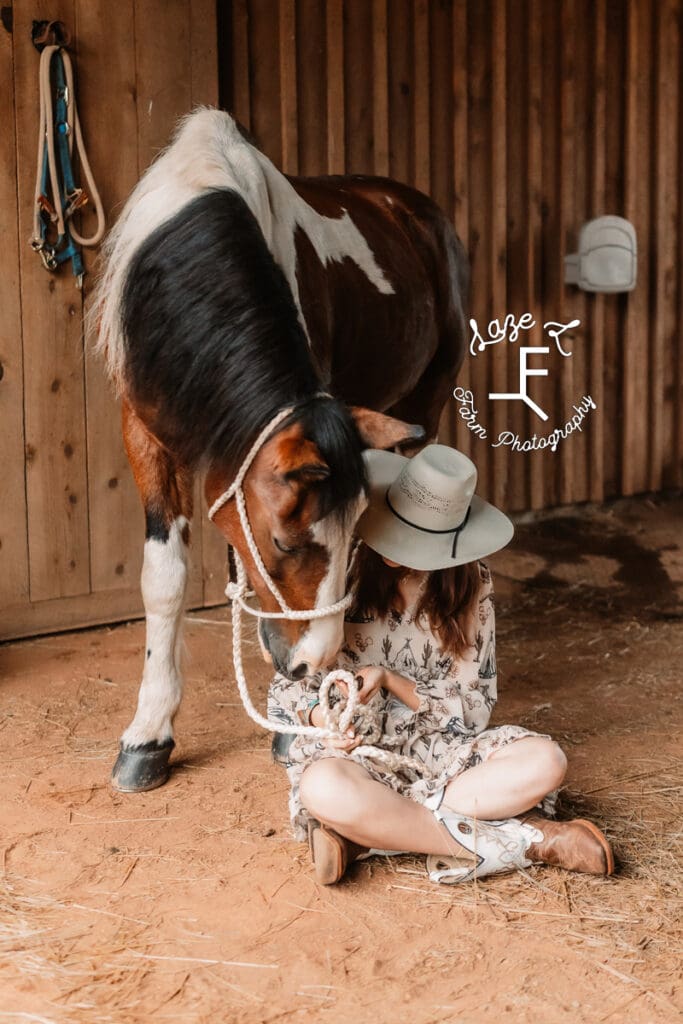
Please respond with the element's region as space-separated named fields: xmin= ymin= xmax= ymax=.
xmin=95 ymin=108 xmax=394 ymax=387
xmin=293 ymin=493 xmax=368 ymax=672
xmin=121 ymin=518 xmax=189 ymax=747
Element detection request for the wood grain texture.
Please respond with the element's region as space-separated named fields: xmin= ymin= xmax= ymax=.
xmin=412 ymin=0 xmax=430 ymax=194
xmin=77 ymin=0 xmax=141 ymax=596
xmin=326 ymin=0 xmax=345 ymax=173
xmin=449 ymin=0 xmax=471 ymax=459
xmin=7 ymin=0 xmax=683 ymax=639
xmin=372 ymin=0 xmax=390 ymax=176
xmin=588 ymin=0 xmax=606 ymax=503
xmin=134 ymin=0 xmax=192 ymax=170
xmin=0 ymin=8 xmax=29 ymax=605
xmin=14 ymin=0 xmax=90 ymax=602
xmin=230 ymin=0 xmax=251 ymax=129
xmin=652 ymin=0 xmax=679 ymax=491
xmin=489 ymin=0 xmax=507 ymax=509
xmin=279 ymin=0 xmax=298 ymax=174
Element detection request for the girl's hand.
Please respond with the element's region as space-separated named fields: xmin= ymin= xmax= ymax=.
xmin=353 ymin=666 xmax=387 ymax=705
xmin=334 ymin=666 xmax=385 ymax=704
xmin=310 ymin=703 xmax=359 ymax=750
xmin=322 ymin=729 xmax=362 ymax=752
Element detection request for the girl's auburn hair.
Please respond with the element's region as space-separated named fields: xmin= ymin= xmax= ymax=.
xmin=349 ymin=544 xmax=485 ymax=659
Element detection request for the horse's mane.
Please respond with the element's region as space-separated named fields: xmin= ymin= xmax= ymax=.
xmin=119 ymin=187 xmax=365 ymax=515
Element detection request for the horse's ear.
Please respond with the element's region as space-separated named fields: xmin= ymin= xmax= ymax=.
xmin=274 ymin=435 xmax=330 ymax=483
xmin=349 ymin=407 xmax=426 ymax=451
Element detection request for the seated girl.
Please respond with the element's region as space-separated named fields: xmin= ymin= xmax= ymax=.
xmin=268 ymin=444 xmax=613 ymax=885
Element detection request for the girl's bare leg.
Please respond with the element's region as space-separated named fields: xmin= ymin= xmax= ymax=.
xmin=298 ymin=737 xmax=566 ymax=855
xmin=441 ymin=737 xmax=567 ymax=819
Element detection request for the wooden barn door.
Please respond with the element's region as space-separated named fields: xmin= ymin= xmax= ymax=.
xmin=1 ymin=0 xmax=226 ymax=640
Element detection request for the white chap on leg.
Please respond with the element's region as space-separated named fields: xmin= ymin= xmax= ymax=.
xmin=122 ymin=517 xmax=189 ymax=748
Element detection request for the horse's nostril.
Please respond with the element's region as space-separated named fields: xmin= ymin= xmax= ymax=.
xmin=290 ymin=662 xmax=309 ymax=681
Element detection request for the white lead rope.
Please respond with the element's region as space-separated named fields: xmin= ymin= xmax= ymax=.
xmin=208 ymin=403 xmax=430 ymax=773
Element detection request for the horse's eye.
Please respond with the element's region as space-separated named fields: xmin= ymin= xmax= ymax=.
xmin=274 ymin=537 xmax=298 ymax=555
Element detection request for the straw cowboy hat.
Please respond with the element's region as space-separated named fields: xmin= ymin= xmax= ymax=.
xmin=356 ymin=444 xmax=514 ymax=571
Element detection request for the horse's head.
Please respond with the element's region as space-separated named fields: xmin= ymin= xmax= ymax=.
xmin=207 ymin=399 xmax=422 ymax=680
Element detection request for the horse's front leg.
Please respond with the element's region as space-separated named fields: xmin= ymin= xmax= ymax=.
xmin=111 ymin=402 xmax=194 ymax=792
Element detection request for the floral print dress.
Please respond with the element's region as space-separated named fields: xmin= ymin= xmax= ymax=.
xmin=268 ymin=561 xmax=554 ymax=841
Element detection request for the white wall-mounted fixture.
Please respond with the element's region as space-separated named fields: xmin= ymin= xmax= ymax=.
xmin=565 ymin=215 xmax=637 ymax=293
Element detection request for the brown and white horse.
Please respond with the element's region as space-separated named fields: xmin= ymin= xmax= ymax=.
xmin=94 ymin=108 xmax=467 ymax=791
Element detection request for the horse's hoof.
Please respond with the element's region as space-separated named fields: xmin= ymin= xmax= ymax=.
xmin=111 ymin=739 xmax=175 ymax=792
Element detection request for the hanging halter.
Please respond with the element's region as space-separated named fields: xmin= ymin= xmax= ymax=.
xmin=30 ymin=41 xmax=105 ymax=287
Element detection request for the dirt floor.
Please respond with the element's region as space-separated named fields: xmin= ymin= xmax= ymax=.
xmin=1 ymin=493 xmax=682 ymax=1024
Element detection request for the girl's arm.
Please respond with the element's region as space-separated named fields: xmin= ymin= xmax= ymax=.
xmin=382 ymin=668 xmax=420 ymax=711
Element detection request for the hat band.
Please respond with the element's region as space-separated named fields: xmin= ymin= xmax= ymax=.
xmin=385 ymin=491 xmax=472 ymax=560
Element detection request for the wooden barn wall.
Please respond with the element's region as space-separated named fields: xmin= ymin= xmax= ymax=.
xmin=1 ymin=0 xmax=225 ymax=640
xmin=220 ymin=0 xmax=683 ymax=514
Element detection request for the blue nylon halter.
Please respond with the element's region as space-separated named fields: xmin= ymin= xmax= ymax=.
xmin=34 ymin=49 xmax=84 ymax=282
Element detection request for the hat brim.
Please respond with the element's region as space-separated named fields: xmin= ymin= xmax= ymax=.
xmin=357 ymin=450 xmax=514 ymax=571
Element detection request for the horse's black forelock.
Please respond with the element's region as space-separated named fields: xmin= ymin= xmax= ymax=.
xmin=283 ymin=397 xmax=368 ymax=525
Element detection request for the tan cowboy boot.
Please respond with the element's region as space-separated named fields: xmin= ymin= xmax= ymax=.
xmin=520 ymin=813 xmax=615 ymax=875
xmin=307 ymin=820 xmax=369 ymax=884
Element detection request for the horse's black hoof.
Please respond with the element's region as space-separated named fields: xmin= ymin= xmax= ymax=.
xmin=111 ymin=739 xmax=175 ymax=792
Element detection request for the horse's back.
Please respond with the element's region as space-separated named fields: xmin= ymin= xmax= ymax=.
xmin=289 ymin=173 xmax=468 ymax=417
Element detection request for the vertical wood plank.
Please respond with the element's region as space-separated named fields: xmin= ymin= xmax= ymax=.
xmin=231 ymin=0 xmax=251 ymax=129
xmin=0 ymin=7 xmax=29 ymax=604
xmin=296 ymin=0 xmax=326 ymax=174
xmin=344 ymin=0 xmax=373 ymax=171
xmin=326 ymin=0 xmax=345 ymax=173
xmin=450 ymin=0 xmax=472 ymax=457
xmin=527 ymin=0 xmax=544 ymax=510
xmin=427 ymin=0 xmax=453 ymax=218
xmin=14 ymin=0 xmax=91 ymax=602
xmin=135 ymin=0 xmax=192 ymax=169
xmin=466 ymin=0 xmax=493 ymax=502
xmin=412 ymin=0 xmax=430 ymax=194
xmin=503 ymin=0 xmax=526 ymax=512
xmin=676 ymin=4 xmax=683 ymax=488
xmin=77 ymin=0 xmax=143 ymax=596
xmin=388 ymin=0 xmax=411 ymax=185
xmin=248 ymin=0 xmax=282 ymax=161
xmin=489 ymin=0 xmax=507 ymax=508
xmin=279 ymin=0 xmax=298 ymax=174
xmin=588 ymin=0 xmax=606 ymax=503
xmin=622 ymin=0 xmax=651 ymax=496
xmin=557 ymin=0 xmax=575 ymax=506
xmin=540 ymin=0 xmax=561 ymax=508
xmin=372 ymin=0 xmax=389 ymax=177
xmin=602 ymin=0 xmax=626 ymax=498
xmin=651 ymin=0 xmax=679 ymax=491
xmin=191 ymin=0 xmax=218 ymax=108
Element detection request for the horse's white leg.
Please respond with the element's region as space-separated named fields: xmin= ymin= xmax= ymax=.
xmin=112 ymin=403 xmax=193 ymax=792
